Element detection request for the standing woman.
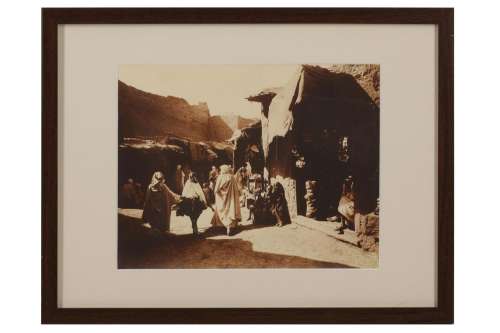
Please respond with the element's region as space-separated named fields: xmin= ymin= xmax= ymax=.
xmin=142 ymin=171 xmax=180 ymax=232
xmin=269 ymin=182 xmax=291 ymax=227
xmin=180 ymin=172 xmax=207 ymax=236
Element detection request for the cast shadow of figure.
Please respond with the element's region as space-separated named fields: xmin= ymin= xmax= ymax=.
xmin=118 ymin=212 xmax=354 ymax=269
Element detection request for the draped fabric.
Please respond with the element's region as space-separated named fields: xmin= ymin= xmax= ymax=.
xmin=250 ymin=65 xmax=380 ymax=219
xmin=182 ymin=180 xmax=207 ymax=205
xmin=261 ymin=67 xmax=302 ymax=157
xmin=260 ymin=65 xmax=379 ymax=159
xmin=210 ymin=166 xmax=241 ymax=228
xmin=269 ymin=182 xmax=292 ymax=227
xmin=338 ymin=195 xmax=355 ymax=223
xmin=142 ymin=182 xmax=179 ymax=232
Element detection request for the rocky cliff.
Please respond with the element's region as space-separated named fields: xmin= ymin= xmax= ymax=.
xmin=119 ymin=81 xmax=256 ymax=142
xmin=208 ymin=115 xmax=256 ymax=142
xmin=119 ymin=81 xmax=211 ymax=141
xmin=327 ymin=64 xmax=380 ymax=107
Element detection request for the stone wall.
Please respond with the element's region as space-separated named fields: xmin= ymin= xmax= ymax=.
xmin=355 ymin=212 xmax=379 ymax=252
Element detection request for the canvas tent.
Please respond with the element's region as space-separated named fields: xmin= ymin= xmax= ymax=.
xmin=247 ymin=65 xmax=380 ymax=218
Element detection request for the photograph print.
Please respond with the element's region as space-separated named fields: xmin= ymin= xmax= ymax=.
xmin=118 ymin=64 xmax=380 ymax=269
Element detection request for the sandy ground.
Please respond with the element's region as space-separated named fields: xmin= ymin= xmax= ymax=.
xmin=118 ymin=207 xmax=378 ymax=269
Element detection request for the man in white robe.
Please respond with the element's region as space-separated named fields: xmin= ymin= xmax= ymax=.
xmin=210 ymin=165 xmax=241 ymax=235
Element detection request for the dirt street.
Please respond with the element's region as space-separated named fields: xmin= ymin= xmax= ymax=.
xmin=118 ymin=208 xmax=378 ymax=269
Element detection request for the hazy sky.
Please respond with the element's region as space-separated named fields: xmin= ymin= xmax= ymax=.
xmin=119 ymin=64 xmax=299 ymax=119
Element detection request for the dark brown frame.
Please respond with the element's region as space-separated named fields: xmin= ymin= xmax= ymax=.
xmin=42 ymin=8 xmax=453 ymax=324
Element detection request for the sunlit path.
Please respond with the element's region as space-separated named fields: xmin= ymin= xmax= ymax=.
xmin=118 ymin=208 xmax=378 ymax=269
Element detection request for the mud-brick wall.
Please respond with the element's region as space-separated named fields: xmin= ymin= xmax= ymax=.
xmin=119 ymin=81 xmax=211 ymax=142
xmin=119 ymin=81 xmax=257 ymax=143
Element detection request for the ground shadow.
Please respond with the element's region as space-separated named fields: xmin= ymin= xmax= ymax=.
xmin=202 ymin=221 xmax=273 ymax=237
xmin=118 ymin=213 xmax=354 ymax=269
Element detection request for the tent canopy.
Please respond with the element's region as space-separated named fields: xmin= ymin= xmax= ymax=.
xmin=248 ymin=65 xmax=379 ymax=158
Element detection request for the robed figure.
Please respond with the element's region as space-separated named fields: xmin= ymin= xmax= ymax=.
xmin=178 ymin=172 xmax=207 ymax=236
xmin=269 ymin=182 xmax=291 ymax=227
xmin=208 ymin=166 xmax=219 ymax=190
xmin=142 ymin=171 xmax=180 ymax=232
xmin=174 ymin=165 xmax=185 ymax=194
xmin=121 ymin=178 xmax=139 ymax=208
xmin=210 ymin=165 xmax=241 ymax=235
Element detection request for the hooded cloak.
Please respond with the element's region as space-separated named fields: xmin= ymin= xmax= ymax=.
xmin=142 ymin=171 xmax=180 ymax=232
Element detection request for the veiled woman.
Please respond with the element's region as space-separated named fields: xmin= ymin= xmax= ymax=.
xmin=269 ymin=182 xmax=291 ymax=227
xmin=177 ymin=172 xmax=207 ymax=236
xmin=142 ymin=171 xmax=180 ymax=232
xmin=210 ymin=165 xmax=241 ymax=235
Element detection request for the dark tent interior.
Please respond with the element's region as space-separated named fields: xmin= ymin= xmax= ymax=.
xmin=249 ymin=65 xmax=380 ymax=219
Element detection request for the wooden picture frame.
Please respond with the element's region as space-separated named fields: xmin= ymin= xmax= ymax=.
xmin=42 ymin=7 xmax=453 ymax=324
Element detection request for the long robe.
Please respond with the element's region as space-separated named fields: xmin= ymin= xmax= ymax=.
xmin=270 ymin=182 xmax=291 ymax=226
xmin=174 ymin=168 xmax=184 ymax=194
xmin=210 ymin=173 xmax=241 ymax=228
xmin=208 ymin=169 xmax=219 ymax=190
xmin=142 ymin=183 xmax=179 ymax=232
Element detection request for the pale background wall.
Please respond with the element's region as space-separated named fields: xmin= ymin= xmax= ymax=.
xmin=0 ymin=0 xmax=499 ymax=332
xmin=58 ymin=22 xmax=436 ymax=308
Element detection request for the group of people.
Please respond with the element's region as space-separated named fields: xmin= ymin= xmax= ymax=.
xmin=139 ymin=162 xmax=291 ymax=238
xmin=126 ymin=160 xmax=367 ymax=240
xmin=141 ymin=164 xmax=248 ymax=237
xmin=246 ymin=176 xmax=291 ymax=228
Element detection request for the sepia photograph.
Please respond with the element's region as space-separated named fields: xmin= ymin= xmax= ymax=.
xmin=37 ymin=6 xmax=455 ymax=324
xmin=117 ymin=64 xmax=380 ymax=269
